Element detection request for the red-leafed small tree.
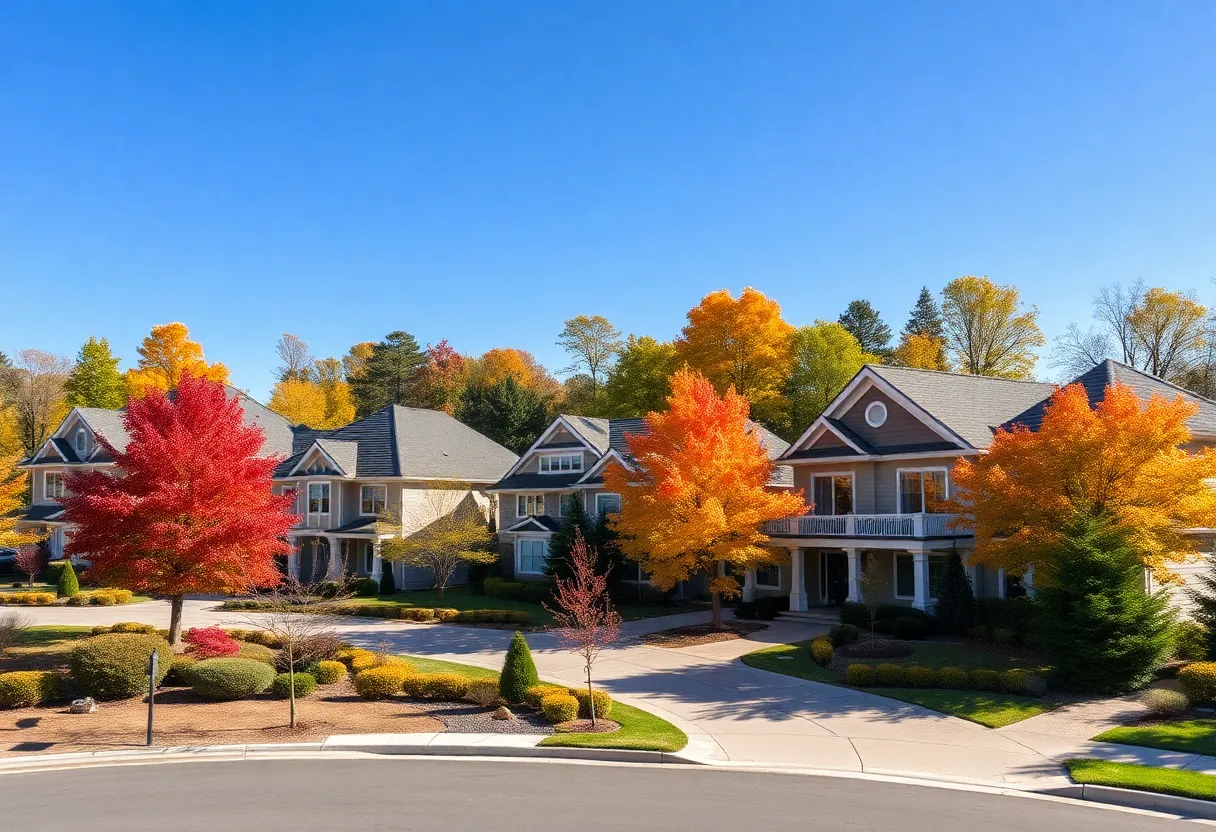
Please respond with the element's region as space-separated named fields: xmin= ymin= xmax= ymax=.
xmin=183 ymin=626 xmax=241 ymax=659
xmin=61 ymin=374 xmax=296 ymax=645
xmin=14 ymin=544 xmax=47 ymax=588
xmin=543 ymin=528 xmax=622 ymax=725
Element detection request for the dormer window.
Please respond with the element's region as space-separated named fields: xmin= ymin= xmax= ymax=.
xmin=74 ymin=428 xmax=87 ymax=455
xmin=539 ymin=453 xmax=582 ymax=474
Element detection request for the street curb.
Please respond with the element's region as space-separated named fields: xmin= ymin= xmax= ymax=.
xmin=319 ymin=733 xmax=704 ymax=766
xmin=1062 ymin=783 xmax=1216 ymax=820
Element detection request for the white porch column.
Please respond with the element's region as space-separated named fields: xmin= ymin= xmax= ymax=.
xmin=325 ymin=536 xmax=344 ymax=579
xmin=912 ymin=551 xmax=931 ymax=611
xmin=742 ymin=569 xmax=757 ymax=602
xmin=997 ymin=568 xmax=1007 ymax=599
xmin=845 ymin=548 xmax=862 ymax=603
xmin=370 ymin=540 xmax=383 ymax=582
xmin=789 ymin=548 xmax=808 ymax=612
xmin=287 ymin=548 xmax=300 ymax=580
xmin=1024 ymin=564 xmax=1036 ymax=600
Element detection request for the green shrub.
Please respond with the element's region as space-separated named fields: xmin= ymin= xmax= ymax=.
xmin=236 ymin=642 xmax=277 ymax=665
xmin=969 ymin=669 xmax=1002 ymax=692
xmin=1141 ymin=688 xmax=1190 ymax=718
xmin=398 ymin=607 xmax=436 ymax=622
xmin=541 ymin=693 xmax=579 ymax=724
xmin=827 ymin=624 xmax=860 ymax=646
xmin=56 ymin=561 xmax=79 ymax=598
xmin=569 ymin=687 xmax=612 ymax=719
xmin=1000 ymin=669 xmax=1031 ymax=694
xmin=164 ymin=656 xmax=197 ymax=686
xmin=968 ymin=625 xmax=991 ymax=642
xmin=69 ymin=633 xmax=171 ymax=700
xmin=810 ymin=638 xmax=834 ymax=667
xmin=452 ymin=609 xmax=532 ymax=625
xmin=404 ymin=672 xmax=470 ymax=700
xmin=523 ymin=683 xmax=568 ymax=710
xmin=308 ymin=660 xmax=347 ymax=685
xmin=351 ymin=577 xmax=380 ymax=597
xmin=271 ymin=672 xmax=317 ymax=699
xmin=840 ymin=602 xmax=869 ymax=628
xmin=90 ymin=589 xmax=133 ymax=605
xmin=933 ymin=550 xmax=976 ymax=635
xmin=1180 ymin=662 xmax=1216 ymax=703
xmin=354 ymin=665 xmax=410 ymax=699
xmin=991 ymin=627 xmax=1017 ymax=645
xmin=904 ymin=665 xmax=936 ymax=688
xmin=845 ymin=663 xmax=876 ymax=686
xmin=890 ymin=616 xmax=927 ymax=640
xmin=1174 ymin=620 xmax=1209 ymax=662
xmin=936 ymin=666 xmax=969 ymax=689
xmin=498 ymin=631 xmax=539 ymax=703
xmin=434 ymin=608 xmax=460 ymax=622
xmin=975 ymin=597 xmax=1040 ymax=640
xmin=483 ymin=577 xmax=553 ymax=605
xmin=110 ymin=622 xmax=156 ymax=634
xmin=466 ymin=678 xmax=501 ymax=707
xmin=875 ymin=664 xmax=906 ymax=686
xmin=0 ymin=671 xmax=60 ymax=708
xmin=186 ymin=658 xmax=277 ymax=700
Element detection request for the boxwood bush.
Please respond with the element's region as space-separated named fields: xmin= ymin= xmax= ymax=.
xmin=308 ymin=660 xmax=347 ymax=685
xmin=354 ymin=665 xmax=412 ymax=699
xmin=498 ymin=632 xmax=539 ymax=703
xmin=69 ymin=633 xmax=172 ymax=700
xmin=271 ymin=671 xmax=317 ymax=699
xmin=569 ymin=687 xmax=612 ymax=719
xmin=875 ymin=663 xmax=906 ymax=686
xmin=404 ymin=672 xmax=469 ymax=700
xmin=483 ymin=577 xmax=553 ymax=605
xmin=844 ymin=663 xmax=876 ymax=686
xmin=904 ymin=665 xmax=936 ymax=687
xmin=0 ymin=670 xmax=60 ymax=708
xmin=1180 ymin=662 xmax=1216 ymax=703
xmin=969 ymin=669 xmax=1002 ymax=692
xmin=810 ymin=638 xmax=834 ymax=667
xmin=935 ymin=666 xmax=969 ymax=689
xmin=541 ymin=693 xmax=579 ymax=724
xmin=465 ymin=678 xmax=500 ymax=707
xmin=523 ymin=683 xmax=568 ymax=710
xmin=186 ymin=658 xmax=277 ymax=700
xmin=827 ymin=623 xmax=860 ymax=646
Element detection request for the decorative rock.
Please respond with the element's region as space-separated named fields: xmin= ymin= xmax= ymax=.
xmin=491 ymin=705 xmax=514 ymax=721
xmin=70 ymin=697 xmax=96 ymax=714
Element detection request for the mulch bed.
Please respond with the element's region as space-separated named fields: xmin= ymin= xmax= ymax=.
xmin=640 ymin=621 xmax=768 ymax=648
xmin=554 ymin=718 xmax=621 ymax=734
xmin=415 ymin=700 xmax=552 ymax=734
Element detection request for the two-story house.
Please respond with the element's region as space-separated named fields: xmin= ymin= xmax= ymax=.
xmin=759 ymin=360 xmax=1216 ymax=615
xmin=487 ymin=414 xmax=792 ymax=591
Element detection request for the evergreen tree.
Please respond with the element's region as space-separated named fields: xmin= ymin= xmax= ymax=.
xmin=1037 ymin=513 xmax=1175 ymax=694
xmin=455 ymin=377 xmax=550 ymax=454
xmin=498 ymin=631 xmax=539 ymax=703
xmin=0 ymin=351 xmax=9 ymax=368
xmin=838 ymin=300 xmax=892 ymax=357
xmin=349 ymin=331 xmax=427 ymax=416
xmin=379 ymin=563 xmax=396 ymax=596
xmin=1186 ymin=558 xmax=1216 ymax=658
xmin=64 ymin=337 xmax=126 ymax=409
xmin=904 ymin=287 xmax=945 ymax=340
xmin=546 ymin=497 xmax=595 ymax=581
xmin=933 ymin=549 xmax=975 ymax=635
xmin=57 ymin=559 xmax=79 ymax=598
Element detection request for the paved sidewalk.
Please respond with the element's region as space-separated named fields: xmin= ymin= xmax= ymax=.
xmin=7 ymin=600 xmax=1177 ymax=788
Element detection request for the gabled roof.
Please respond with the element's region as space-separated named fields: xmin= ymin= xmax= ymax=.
xmin=504 ymin=515 xmax=562 ymax=533
xmin=1003 ymin=359 xmax=1216 ymax=437
xmin=19 ymin=504 xmax=64 ymax=523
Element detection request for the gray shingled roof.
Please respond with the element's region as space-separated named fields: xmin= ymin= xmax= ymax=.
xmin=560 ymin=415 xmax=611 ymax=453
xmin=20 ymin=504 xmax=64 ymax=522
xmin=867 ymin=365 xmax=1057 ymax=449
xmin=490 ymin=472 xmax=586 ymax=491
xmin=315 ymin=439 xmax=359 ymax=476
xmin=76 ymin=407 xmax=132 ymax=457
xmin=1003 ymin=359 xmax=1216 ymax=437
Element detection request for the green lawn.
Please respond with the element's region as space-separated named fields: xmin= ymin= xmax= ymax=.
xmin=1066 ymin=758 xmax=1216 ymax=801
xmin=398 ymin=652 xmax=686 ymax=752
xmin=15 ymin=624 xmax=94 ymax=647
xmin=1094 ymin=719 xmax=1216 ymax=756
xmin=740 ymin=639 xmax=1056 ymax=728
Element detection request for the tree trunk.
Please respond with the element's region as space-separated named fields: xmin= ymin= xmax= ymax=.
xmin=711 ymin=590 xmax=722 ymax=629
xmin=288 ymin=646 xmax=297 ymax=729
xmin=586 ymin=664 xmax=596 ymax=727
xmin=168 ymin=595 xmax=185 ymax=647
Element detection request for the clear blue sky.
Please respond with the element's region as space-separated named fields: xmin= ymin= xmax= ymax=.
xmin=3 ymin=1 xmax=1214 ymax=400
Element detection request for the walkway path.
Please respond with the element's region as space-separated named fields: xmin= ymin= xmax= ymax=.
xmin=9 ymin=600 xmax=1184 ymax=788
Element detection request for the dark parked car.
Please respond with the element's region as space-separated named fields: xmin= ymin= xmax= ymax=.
xmin=0 ymin=547 xmax=16 ymax=578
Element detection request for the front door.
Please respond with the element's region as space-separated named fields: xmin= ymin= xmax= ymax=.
xmin=819 ymin=551 xmax=849 ymax=606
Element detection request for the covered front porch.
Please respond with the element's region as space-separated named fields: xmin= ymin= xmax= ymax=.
xmin=286 ymin=531 xmax=387 ymax=584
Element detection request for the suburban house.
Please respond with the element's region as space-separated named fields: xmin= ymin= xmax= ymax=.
xmin=487 ymin=414 xmax=793 ymax=592
xmin=756 ymin=360 xmax=1216 ymax=615
xmin=15 ymin=389 xmax=519 ymax=590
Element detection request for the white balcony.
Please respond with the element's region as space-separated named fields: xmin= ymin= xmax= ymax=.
xmin=764 ymin=513 xmax=967 ymax=539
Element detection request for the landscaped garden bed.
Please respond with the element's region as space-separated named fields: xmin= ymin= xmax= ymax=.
xmin=640 ymin=621 xmax=767 ymax=648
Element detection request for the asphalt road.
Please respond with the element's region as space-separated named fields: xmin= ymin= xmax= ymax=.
xmin=0 ymin=759 xmax=1187 ymax=830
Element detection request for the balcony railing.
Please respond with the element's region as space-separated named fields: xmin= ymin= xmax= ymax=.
xmin=764 ymin=513 xmax=967 ymax=539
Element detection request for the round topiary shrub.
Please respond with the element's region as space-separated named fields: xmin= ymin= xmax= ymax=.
xmin=541 ymin=693 xmax=580 ymax=724
xmin=890 ymin=617 xmax=927 ymax=640
xmin=0 ymin=671 xmax=60 ymax=708
xmin=1174 ymin=620 xmax=1209 ymax=662
xmin=308 ymin=660 xmax=347 ymax=685
xmin=499 ymin=631 xmax=539 ymax=704
xmin=1001 ymin=669 xmax=1031 ymax=695
xmin=164 ymin=656 xmax=197 ymax=687
xmin=271 ymin=671 xmax=317 ymax=699
xmin=69 ymin=633 xmax=172 ymax=700
xmin=236 ymin=642 xmax=277 ymax=665
xmin=845 ymin=663 xmax=876 ymax=686
xmin=354 ymin=665 xmax=411 ymax=699
xmin=827 ymin=623 xmax=860 ymax=646
xmin=904 ymin=665 xmax=936 ymax=688
xmin=569 ymin=687 xmax=612 ymax=719
xmin=969 ymin=669 xmax=1002 ymax=691
xmin=810 ymin=638 xmax=834 ymax=667
xmin=523 ymin=683 xmax=569 ymax=710
xmin=1142 ymin=688 xmax=1190 ymax=718
xmin=875 ymin=664 xmax=906 ymax=686
xmin=1180 ymin=662 xmax=1216 ymax=703
xmin=465 ymin=678 xmax=500 ymax=707
xmin=936 ymin=666 xmax=969 ymax=689
xmin=186 ymin=658 xmax=277 ymax=700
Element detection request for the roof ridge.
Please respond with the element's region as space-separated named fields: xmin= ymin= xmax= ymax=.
xmin=869 ymin=363 xmax=1055 ymax=386
xmin=1100 ymin=358 xmax=1216 ymax=406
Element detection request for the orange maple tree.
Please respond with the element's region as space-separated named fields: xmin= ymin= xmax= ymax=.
xmin=951 ymin=382 xmax=1216 ymax=583
xmin=604 ymin=367 xmax=806 ymax=627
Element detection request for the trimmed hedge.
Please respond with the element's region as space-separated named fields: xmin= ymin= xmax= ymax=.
xmin=403 ymin=672 xmax=469 ymax=700
xmin=164 ymin=656 xmax=197 ymax=686
xmin=523 ymin=683 xmax=569 ymax=710
xmin=541 ymin=693 xmax=579 ymax=724
xmin=271 ymin=672 xmax=317 ymax=699
xmin=69 ymin=633 xmax=172 ymax=700
xmin=483 ymin=577 xmax=553 ymax=605
xmin=936 ymin=666 xmax=969 ymax=689
xmin=844 ymin=663 xmax=875 ymax=686
xmin=186 ymin=658 xmax=277 ymax=700
xmin=354 ymin=665 xmax=412 ymax=699
xmin=466 ymin=679 xmax=500 ymax=707
xmin=904 ymin=665 xmax=936 ymax=687
xmin=351 ymin=577 xmax=380 ymax=597
xmin=0 ymin=671 xmax=60 ymax=708
xmin=810 ymin=638 xmax=834 ymax=667
xmin=875 ymin=664 xmax=906 ymax=686
xmin=969 ymin=669 xmax=1002 ymax=692
xmin=569 ymin=687 xmax=612 ymax=719
xmin=309 ymin=660 xmax=347 ymax=685
xmin=0 ymin=592 xmax=55 ymax=606
xmin=220 ymin=599 xmax=532 ymax=626
xmin=843 ymin=662 xmax=1045 ymax=696
xmin=1180 ymin=662 xmax=1216 ymax=703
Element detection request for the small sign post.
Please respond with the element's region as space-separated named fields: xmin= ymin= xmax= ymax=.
xmin=146 ymin=649 xmax=158 ymax=747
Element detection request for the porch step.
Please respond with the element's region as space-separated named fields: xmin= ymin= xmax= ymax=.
xmin=777 ymin=610 xmax=840 ymax=626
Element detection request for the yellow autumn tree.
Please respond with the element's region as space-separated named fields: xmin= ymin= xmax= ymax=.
xmin=603 ymin=368 xmax=806 ymax=627
xmin=676 ymin=287 xmax=794 ymax=426
xmin=268 ymin=363 xmax=355 ymax=430
xmin=0 ymin=453 xmax=43 ymax=548
xmin=951 ymin=382 xmax=1216 ymax=583
xmin=941 ymin=276 xmax=1044 ymax=379
xmin=126 ymin=322 xmax=230 ymax=397
xmin=892 ymin=332 xmax=950 ymax=371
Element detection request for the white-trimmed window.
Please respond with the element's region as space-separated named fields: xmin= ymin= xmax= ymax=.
xmin=360 ymin=484 xmax=387 ymax=516
xmin=755 ymin=564 xmax=781 ymax=589
xmin=44 ymin=472 xmax=66 ymax=500
xmin=74 ymin=428 xmax=88 ymax=455
xmin=308 ymin=482 xmax=330 ymax=516
xmin=811 ymin=473 xmax=854 ymax=516
xmin=594 ymin=492 xmax=622 ymax=519
xmin=517 ymin=494 xmax=545 ymax=517
xmin=894 ymin=553 xmax=948 ymax=600
xmin=898 ymin=468 xmax=948 ymax=514
xmin=516 ymin=537 xmax=549 ymax=575
xmin=280 ymin=486 xmax=299 ymax=514
xmin=539 ymin=453 xmax=583 ymax=474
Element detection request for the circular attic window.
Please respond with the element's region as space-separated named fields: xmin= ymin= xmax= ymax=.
xmin=865 ymin=401 xmax=888 ymax=428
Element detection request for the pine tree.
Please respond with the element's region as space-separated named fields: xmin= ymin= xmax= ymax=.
xmin=933 ymin=549 xmax=975 ymax=635
xmin=1187 ymin=560 xmax=1216 ymax=658
xmin=1037 ymin=513 xmax=1175 ymax=694
xmin=349 ymin=331 xmax=427 ymax=417
xmin=838 ymin=300 xmax=892 ymax=357
xmin=64 ymin=337 xmax=127 ymax=409
xmin=379 ymin=562 xmax=396 ymax=596
xmin=904 ymin=287 xmax=945 ymax=340
xmin=56 ymin=559 xmax=79 ymax=598
xmin=498 ymin=631 xmax=539 ymax=703
xmin=546 ymin=497 xmax=594 ymax=581
xmin=455 ymin=377 xmax=550 ymax=454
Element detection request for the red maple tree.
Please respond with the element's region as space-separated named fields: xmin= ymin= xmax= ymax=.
xmin=14 ymin=544 xmax=46 ymax=588
xmin=62 ymin=374 xmax=295 ymax=644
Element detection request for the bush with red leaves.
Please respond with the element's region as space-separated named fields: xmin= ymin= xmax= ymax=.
xmin=183 ymin=626 xmax=241 ymax=659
